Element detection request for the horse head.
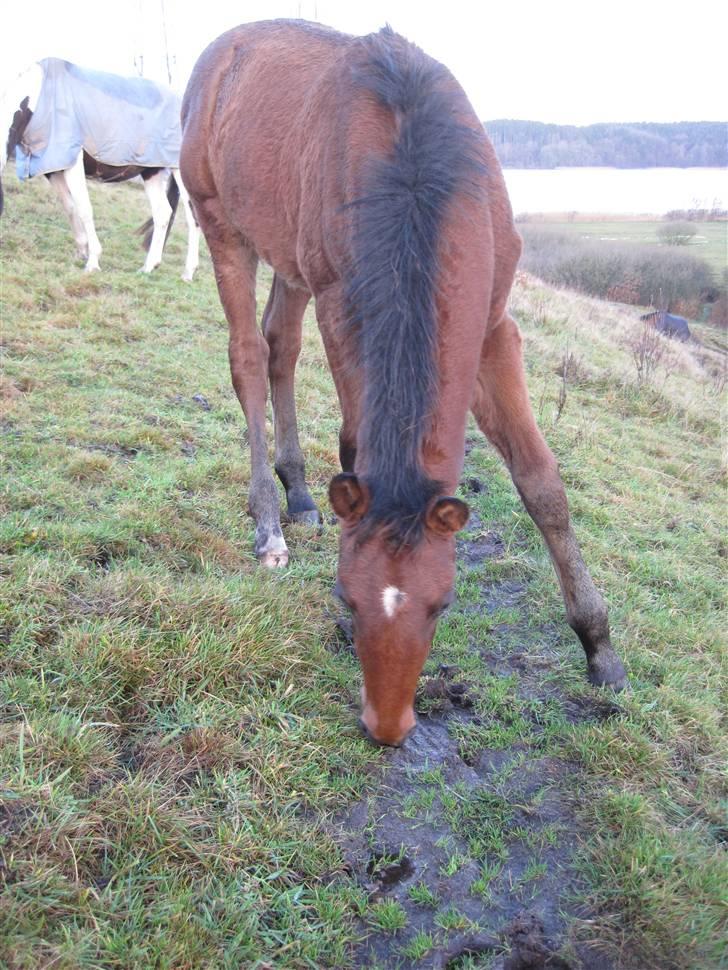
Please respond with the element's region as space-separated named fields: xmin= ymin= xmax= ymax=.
xmin=330 ymin=473 xmax=469 ymax=746
xmin=0 ymin=63 xmax=43 ymax=216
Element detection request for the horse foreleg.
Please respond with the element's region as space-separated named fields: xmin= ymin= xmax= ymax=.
xmin=60 ymin=151 xmax=102 ymax=271
xmin=141 ymin=171 xmax=172 ymax=273
xmin=201 ymin=216 xmax=287 ymax=567
xmin=171 ymin=170 xmax=200 ymax=281
xmin=262 ymin=274 xmax=320 ymax=525
xmin=471 ymin=315 xmax=628 ymax=689
xmin=48 ymin=170 xmax=87 ymax=258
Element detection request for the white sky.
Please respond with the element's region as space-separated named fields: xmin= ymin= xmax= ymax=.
xmin=2 ymin=0 xmax=727 ymax=125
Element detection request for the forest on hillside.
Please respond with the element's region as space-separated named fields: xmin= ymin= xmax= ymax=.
xmin=484 ymin=120 xmax=727 ymax=168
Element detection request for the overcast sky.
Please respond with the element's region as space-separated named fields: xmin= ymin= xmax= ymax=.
xmin=2 ymin=0 xmax=727 ymax=126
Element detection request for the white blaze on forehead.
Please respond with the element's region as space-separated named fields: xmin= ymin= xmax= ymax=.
xmin=382 ymin=586 xmax=406 ymax=618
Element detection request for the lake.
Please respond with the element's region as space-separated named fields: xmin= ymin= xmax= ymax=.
xmin=502 ymin=167 xmax=728 ymax=216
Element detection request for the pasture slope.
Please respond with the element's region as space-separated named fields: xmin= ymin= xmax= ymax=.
xmin=1 ymin=174 xmax=726 ymax=970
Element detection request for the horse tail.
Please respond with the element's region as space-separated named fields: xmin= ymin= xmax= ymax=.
xmin=345 ymin=29 xmax=484 ymax=545
xmin=139 ymin=172 xmax=180 ymax=252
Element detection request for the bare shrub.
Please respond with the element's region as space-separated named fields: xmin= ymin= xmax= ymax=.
xmin=607 ymin=272 xmax=642 ymax=304
xmin=555 ymin=347 xmax=589 ymax=386
xmin=656 ymin=222 xmax=698 ymax=246
xmin=627 ymin=321 xmax=667 ymax=386
xmin=519 ymin=227 xmax=714 ymax=309
xmin=552 ymin=344 xmax=588 ymax=424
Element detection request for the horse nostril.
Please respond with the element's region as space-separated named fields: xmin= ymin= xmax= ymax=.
xmin=358 ymin=718 xmax=417 ymax=748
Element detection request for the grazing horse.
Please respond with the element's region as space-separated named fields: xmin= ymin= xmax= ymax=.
xmin=181 ymin=20 xmax=628 ymax=745
xmin=0 ymin=59 xmax=200 ymax=279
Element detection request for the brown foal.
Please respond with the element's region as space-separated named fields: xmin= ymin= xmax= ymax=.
xmin=180 ymin=20 xmax=627 ymax=746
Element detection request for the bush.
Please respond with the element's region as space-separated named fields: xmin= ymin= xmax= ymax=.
xmin=656 ymin=221 xmax=698 ymax=246
xmin=519 ymin=228 xmax=715 ymax=311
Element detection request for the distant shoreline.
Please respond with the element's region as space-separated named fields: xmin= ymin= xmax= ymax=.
xmin=486 ymin=120 xmax=727 ymax=169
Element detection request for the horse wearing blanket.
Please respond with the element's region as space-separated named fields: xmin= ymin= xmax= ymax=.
xmin=181 ymin=20 xmax=628 ymax=746
xmin=1 ymin=58 xmax=199 ymax=279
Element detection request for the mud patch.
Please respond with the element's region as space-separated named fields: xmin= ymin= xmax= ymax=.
xmin=329 ymin=483 xmax=621 ymax=969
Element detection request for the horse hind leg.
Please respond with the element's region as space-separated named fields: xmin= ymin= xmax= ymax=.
xmin=141 ymin=170 xmax=172 ymax=273
xmin=472 ymin=315 xmax=628 ymax=689
xmin=171 ymin=169 xmax=200 ymax=281
xmin=262 ymin=274 xmax=320 ymax=526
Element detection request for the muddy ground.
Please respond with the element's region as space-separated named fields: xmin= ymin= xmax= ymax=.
xmin=330 ymin=472 xmax=624 ymax=969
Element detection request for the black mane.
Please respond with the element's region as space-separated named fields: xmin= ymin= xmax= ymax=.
xmin=345 ymin=27 xmax=484 ymax=545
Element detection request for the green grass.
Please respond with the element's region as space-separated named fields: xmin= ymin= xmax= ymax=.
xmin=407 ymin=882 xmax=440 ymax=908
xmin=367 ymin=900 xmax=408 ymax=933
xmin=2 ymin=173 xmax=727 ymax=968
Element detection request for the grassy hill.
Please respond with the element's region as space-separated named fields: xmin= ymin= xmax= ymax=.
xmin=1 ymin=173 xmax=726 ymax=969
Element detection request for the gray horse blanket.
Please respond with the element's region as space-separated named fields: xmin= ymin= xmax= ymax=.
xmin=16 ymin=58 xmax=181 ymax=179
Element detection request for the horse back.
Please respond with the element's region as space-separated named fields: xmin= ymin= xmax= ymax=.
xmin=180 ymin=20 xmax=520 ymax=315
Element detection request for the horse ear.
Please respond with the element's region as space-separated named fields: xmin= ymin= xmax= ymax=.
xmin=425 ymin=496 xmax=469 ymax=536
xmin=329 ymin=473 xmax=370 ymax=523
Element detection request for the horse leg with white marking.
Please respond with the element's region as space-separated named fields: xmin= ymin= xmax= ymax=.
xmin=141 ymin=170 xmax=173 ymax=273
xmin=194 ymin=198 xmax=288 ymax=567
xmin=262 ymin=274 xmax=320 ymax=525
xmin=47 ymin=169 xmax=89 ymax=260
xmin=171 ymin=170 xmax=200 ymax=281
xmin=49 ymin=150 xmax=102 ymax=271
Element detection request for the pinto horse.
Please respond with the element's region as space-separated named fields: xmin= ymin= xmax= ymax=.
xmin=181 ymin=20 xmax=628 ymax=746
xmin=0 ymin=59 xmax=199 ymax=279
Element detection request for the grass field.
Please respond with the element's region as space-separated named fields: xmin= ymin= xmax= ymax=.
xmin=517 ymin=218 xmax=727 ymax=280
xmin=1 ymin=173 xmax=727 ymax=969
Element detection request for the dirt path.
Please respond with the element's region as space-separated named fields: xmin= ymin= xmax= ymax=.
xmin=331 ymin=475 xmax=622 ymax=969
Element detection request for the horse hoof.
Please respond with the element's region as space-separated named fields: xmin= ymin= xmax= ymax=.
xmin=288 ymin=508 xmax=321 ymax=527
xmin=260 ymin=549 xmax=289 ymax=568
xmin=256 ymin=535 xmax=289 ymax=569
xmin=588 ymin=653 xmax=629 ymax=692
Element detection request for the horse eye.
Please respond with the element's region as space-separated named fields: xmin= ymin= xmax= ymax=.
xmin=333 ymin=580 xmax=354 ymax=611
xmin=434 ymin=591 xmax=455 ymax=617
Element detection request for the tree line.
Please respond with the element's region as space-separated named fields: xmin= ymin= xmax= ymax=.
xmin=484 ymin=120 xmax=727 ymax=168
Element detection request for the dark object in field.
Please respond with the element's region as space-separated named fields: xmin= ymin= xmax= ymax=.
xmin=640 ymin=309 xmax=691 ymax=341
xmin=180 ymin=19 xmax=627 ymax=746
xmin=0 ymin=58 xmax=199 ymax=279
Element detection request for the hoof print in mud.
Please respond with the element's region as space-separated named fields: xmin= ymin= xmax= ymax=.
xmin=438 ymin=934 xmax=499 ymax=969
xmin=418 ymin=676 xmax=474 ymax=712
xmin=366 ymin=849 xmax=415 ymax=892
xmin=502 ymin=913 xmax=572 ymax=970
